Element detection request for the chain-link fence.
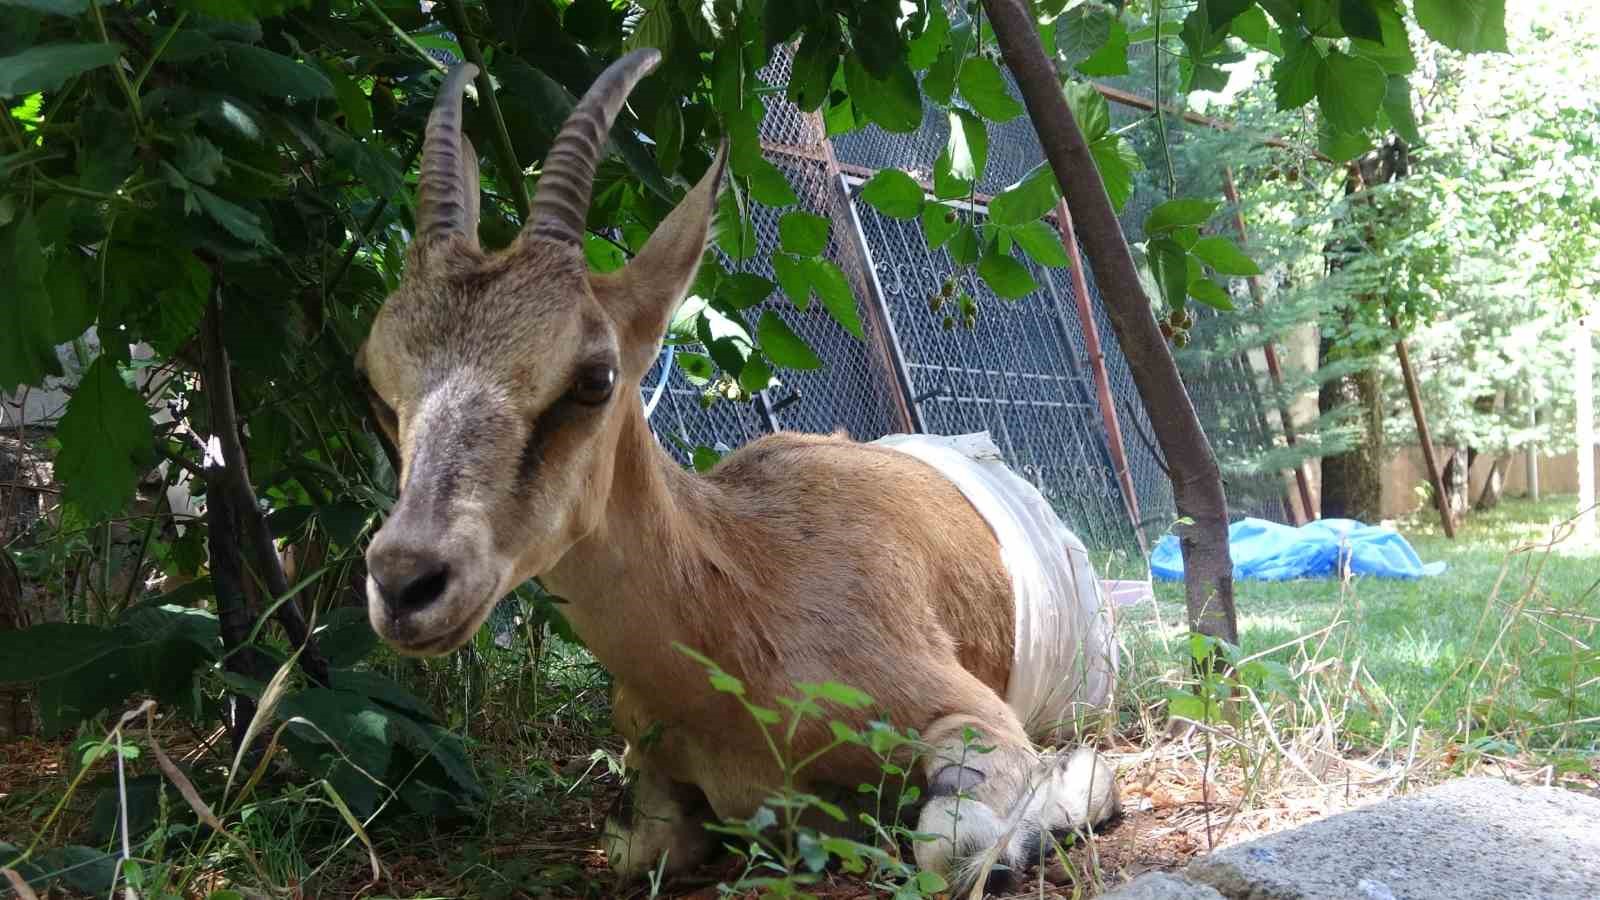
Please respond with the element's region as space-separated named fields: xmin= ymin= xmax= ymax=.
xmin=429 ymin=33 xmax=1294 ymax=555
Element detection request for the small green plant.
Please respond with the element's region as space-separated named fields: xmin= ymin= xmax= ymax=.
xmin=674 ymin=644 xmax=950 ymax=899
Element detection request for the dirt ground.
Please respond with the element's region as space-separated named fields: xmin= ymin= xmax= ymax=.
xmin=5 ymin=725 xmax=1595 ymax=900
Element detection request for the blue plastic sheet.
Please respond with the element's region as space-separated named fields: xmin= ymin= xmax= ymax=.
xmin=1150 ymin=517 xmax=1447 ymax=582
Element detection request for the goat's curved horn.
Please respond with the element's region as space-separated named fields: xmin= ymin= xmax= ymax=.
xmin=523 ymin=48 xmax=661 ymax=246
xmin=417 ymin=62 xmax=480 ymax=246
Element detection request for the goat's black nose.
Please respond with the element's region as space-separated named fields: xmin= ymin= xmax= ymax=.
xmin=368 ymin=546 xmax=451 ymax=616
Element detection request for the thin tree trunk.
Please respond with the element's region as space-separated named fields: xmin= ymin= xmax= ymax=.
xmin=1222 ymin=166 xmax=1316 ymax=522
xmin=984 ymin=0 xmax=1237 ymax=644
xmin=1394 ymin=330 xmax=1455 ymax=537
xmin=1475 ymin=457 xmax=1505 ymax=510
xmin=199 ymin=291 xmax=331 ymax=687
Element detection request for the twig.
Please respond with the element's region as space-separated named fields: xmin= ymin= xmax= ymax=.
xmin=442 ymin=0 xmax=532 ymax=222
xmin=361 ymin=0 xmax=449 ymax=75
xmin=326 ymin=134 xmax=424 ymax=297
xmin=133 ymin=11 xmax=189 ymax=91
xmin=90 ymin=0 xmax=143 ymax=129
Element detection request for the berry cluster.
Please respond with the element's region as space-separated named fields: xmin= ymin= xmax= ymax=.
xmin=927 ymin=277 xmax=978 ymax=330
xmin=1159 ymin=307 xmax=1195 ymax=348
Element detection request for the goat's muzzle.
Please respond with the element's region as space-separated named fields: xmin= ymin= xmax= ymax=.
xmin=364 ymin=512 xmax=505 ymax=656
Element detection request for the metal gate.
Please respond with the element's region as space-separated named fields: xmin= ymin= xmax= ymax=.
xmin=636 ymin=45 xmax=1293 ymax=554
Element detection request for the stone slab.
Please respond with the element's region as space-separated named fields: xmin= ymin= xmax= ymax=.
xmin=1097 ymin=872 xmax=1226 ymax=899
xmin=1182 ymin=777 xmax=1600 ymax=899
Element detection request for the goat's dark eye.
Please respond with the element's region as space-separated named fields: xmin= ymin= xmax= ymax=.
xmin=570 ymin=365 xmax=616 ymax=406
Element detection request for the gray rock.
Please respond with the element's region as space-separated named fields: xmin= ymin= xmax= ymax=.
xmin=1184 ymin=777 xmax=1600 ymax=899
xmin=1097 ymin=872 xmax=1227 ymax=899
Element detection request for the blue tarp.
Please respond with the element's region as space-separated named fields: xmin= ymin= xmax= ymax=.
xmin=1150 ymin=517 xmax=1447 ymax=582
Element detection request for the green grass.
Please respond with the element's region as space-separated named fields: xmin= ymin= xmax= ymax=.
xmin=1134 ymin=494 xmax=1600 ymax=760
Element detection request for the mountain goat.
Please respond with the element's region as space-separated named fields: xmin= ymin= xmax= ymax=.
xmin=357 ymin=50 xmax=1120 ymax=891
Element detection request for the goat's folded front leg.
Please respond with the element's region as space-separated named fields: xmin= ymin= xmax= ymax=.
xmin=602 ymin=764 xmax=718 ymax=882
xmin=914 ymin=711 xmax=1119 ymax=894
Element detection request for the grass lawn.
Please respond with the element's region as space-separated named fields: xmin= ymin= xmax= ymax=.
xmin=1131 ymin=494 xmax=1600 ymax=761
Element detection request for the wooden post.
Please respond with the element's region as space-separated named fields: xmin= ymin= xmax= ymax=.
xmin=1577 ymin=316 xmax=1594 ymax=538
xmin=1222 ymin=167 xmax=1316 ymax=524
xmin=1527 ymin=404 xmax=1539 ymax=502
xmin=1056 ymin=199 xmax=1145 ymax=550
xmin=1393 ymin=321 xmax=1455 ymax=538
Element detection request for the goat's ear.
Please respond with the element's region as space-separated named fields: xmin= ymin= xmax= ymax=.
xmin=593 ymin=141 xmax=728 ymax=372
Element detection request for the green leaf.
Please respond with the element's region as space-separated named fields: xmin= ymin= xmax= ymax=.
xmin=1144 ymin=198 xmax=1219 ymax=235
xmin=1190 ymin=235 xmax=1261 ymax=276
xmin=719 ymin=272 xmax=776 ymax=310
xmin=747 ymin=159 xmax=799 ymax=207
xmin=1186 ymin=276 xmax=1236 ymax=310
xmin=0 ymin=622 xmax=123 ymax=683
xmin=1202 ymin=0 xmax=1254 ymax=32
xmin=843 ymin=53 xmax=921 ymax=133
xmin=947 ymin=222 xmax=980 ymax=265
xmin=1316 ymin=117 xmax=1374 ymax=162
xmin=1009 ymin=220 xmax=1068 ymax=268
xmin=957 ymin=57 xmax=1023 ymax=122
xmin=771 ymin=253 xmax=811 ymax=310
xmin=804 ymin=680 xmax=874 ymax=709
xmin=787 ymin=23 xmax=839 ymax=112
xmin=1351 ymin=3 xmax=1415 ymax=74
xmin=1383 ymin=74 xmax=1422 ymax=145
xmin=738 ymin=351 xmax=772 ymax=393
xmin=779 ymin=210 xmax=830 ymax=256
xmin=279 ymin=687 xmax=394 ymax=792
xmin=1062 ymin=80 xmax=1111 ymax=143
xmin=691 ymin=445 xmax=721 ymax=473
xmin=1413 ymin=0 xmax=1507 ymax=53
xmin=1229 ymin=6 xmax=1282 ymax=55
xmin=623 ymin=3 xmax=674 ymax=53
xmin=0 ymin=42 xmax=121 ymax=97
xmin=1272 ymin=36 xmax=1321 ymax=110
xmin=860 ymin=168 xmax=925 ymax=219
xmin=1338 ymin=0 xmax=1383 ymax=40
xmin=654 ymin=101 xmax=683 ymax=175
xmin=1315 ymin=49 xmax=1386 ymax=134
xmin=1090 ymin=138 xmax=1141 ymax=212
xmin=677 ymin=351 xmax=714 ymax=384
xmin=55 ymin=357 xmax=154 ymax=520
xmin=47 ymin=251 xmax=92 ymax=343
xmin=977 ymin=249 xmax=1037 ymax=299
xmin=2 ymin=209 xmax=63 ymax=390
xmin=922 ymin=203 xmax=960 ymax=249
xmin=329 ymin=69 xmax=372 ymax=134
xmin=1078 ymin=19 xmax=1130 ymax=76
xmin=716 ymin=189 xmax=757 ymax=259
xmin=1146 ymin=237 xmax=1188 ymax=312
xmin=757 ymin=312 xmax=822 ymax=369
xmin=1055 ymin=3 xmax=1114 ymax=71
xmin=218 ymin=41 xmax=334 ymax=100
xmin=803 ymin=258 xmax=863 ymax=339
xmin=989 ymin=165 xmax=1060 ymax=227
xmin=147 ymin=254 xmax=211 ymax=354
xmin=922 ymin=39 xmax=962 ymax=106
xmin=906 ymin=2 xmax=950 ymax=70
xmin=193 ymin=184 xmax=272 ymax=248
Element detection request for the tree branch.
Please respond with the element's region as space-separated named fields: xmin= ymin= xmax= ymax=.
xmin=983 ymin=0 xmax=1237 ymax=644
xmin=199 ymin=288 xmax=331 ymax=687
xmin=442 ymin=0 xmax=532 ymax=223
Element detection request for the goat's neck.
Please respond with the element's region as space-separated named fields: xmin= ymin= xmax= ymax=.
xmin=539 ymin=401 xmax=748 ymax=676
